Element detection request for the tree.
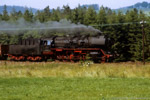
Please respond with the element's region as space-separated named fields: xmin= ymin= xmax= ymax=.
xmin=22 ymin=30 xmax=41 ymax=39
xmin=35 ymin=6 xmax=51 ymax=22
xmin=51 ymin=8 xmax=60 ymax=21
xmin=2 ymin=5 xmax=9 ymax=21
xmin=23 ymin=9 xmax=33 ymax=22
xmin=111 ymin=11 xmax=129 ymax=61
xmin=10 ymin=7 xmax=18 ymax=21
xmin=0 ymin=32 xmax=9 ymax=44
xmin=97 ymin=6 xmax=107 ymax=25
xmin=63 ymin=5 xmax=72 ymax=20
xmin=96 ymin=6 xmax=107 ymax=32
xmin=35 ymin=10 xmax=45 ymax=22
xmin=125 ymin=8 xmax=142 ymax=61
xmin=9 ymin=34 xmax=19 ymax=44
xmin=78 ymin=5 xmax=86 ymax=24
xmin=17 ymin=11 xmax=23 ymax=18
xmin=43 ymin=6 xmax=51 ymax=21
xmin=0 ymin=13 xmax=2 ymax=21
xmin=71 ymin=8 xmax=79 ymax=24
xmin=84 ymin=7 xmax=96 ymax=25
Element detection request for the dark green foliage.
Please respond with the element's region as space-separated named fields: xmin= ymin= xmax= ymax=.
xmin=43 ymin=6 xmax=51 ymax=22
xmin=35 ymin=6 xmax=51 ymax=22
xmin=9 ymin=34 xmax=19 ymax=44
xmin=22 ymin=30 xmax=41 ymax=39
xmin=10 ymin=7 xmax=18 ymax=21
xmin=97 ymin=6 xmax=107 ymax=25
xmin=63 ymin=5 xmax=72 ymax=20
xmin=0 ymin=13 xmax=2 ymax=20
xmin=51 ymin=8 xmax=60 ymax=21
xmin=125 ymin=9 xmax=142 ymax=61
xmin=71 ymin=8 xmax=79 ymax=24
xmin=17 ymin=11 xmax=23 ymax=17
xmin=10 ymin=8 xmax=23 ymax=21
xmin=0 ymin=32 xmax=9 ymax=44
xmin=78 ymin=6 xmax=86 ymax=24
xmin=23 ymin=9 xmax=33 ymax=22
xmin=84 ymin=7 xmax=96 ymax=25
xmin=2 ymin=5 xmax=9 ymax=21
xmin=35 ymin=10 xmax=45 ymax=23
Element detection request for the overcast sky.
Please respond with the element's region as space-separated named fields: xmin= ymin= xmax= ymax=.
xmin=0 ymin=0 xmax=150 ymax=9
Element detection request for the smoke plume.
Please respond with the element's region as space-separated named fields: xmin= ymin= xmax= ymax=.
xmin=0 ymin=18 xmax=102 ymax=36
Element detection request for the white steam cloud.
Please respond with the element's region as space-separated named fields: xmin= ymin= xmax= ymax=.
xmin=0 ymin=18 xmax=102 ymax=36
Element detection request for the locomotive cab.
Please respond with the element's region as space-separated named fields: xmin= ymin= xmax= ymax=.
xmin=41 ymin=38 xmax=53 ymax=51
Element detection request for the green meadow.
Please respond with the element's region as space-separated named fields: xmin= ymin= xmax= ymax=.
xmin=0 ymin=61 xmax=150 ymax=100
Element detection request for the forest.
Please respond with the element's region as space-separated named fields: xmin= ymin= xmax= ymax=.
xmin=0 ymin=5 xmax=150 ymax=61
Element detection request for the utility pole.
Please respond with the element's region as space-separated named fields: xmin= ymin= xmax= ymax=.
xmin=140 ymin=20 xmax=146 ymax=65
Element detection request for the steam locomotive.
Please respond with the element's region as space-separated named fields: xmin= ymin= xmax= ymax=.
xmin=0 ymin=35 xmax=112 ymax=62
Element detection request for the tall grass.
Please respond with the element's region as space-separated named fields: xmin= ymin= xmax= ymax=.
xmin=0 ymin=61 xmax=150 ymax=78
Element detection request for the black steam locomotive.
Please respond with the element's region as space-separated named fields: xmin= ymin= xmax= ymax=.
xmin=0 ymin=35 xmax=112 ymax=62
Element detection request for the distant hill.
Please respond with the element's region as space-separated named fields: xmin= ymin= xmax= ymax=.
xmin=81 ymin=4 xmax=99 ymax=11
xmin=0 ymin=5 xmax=38 ymax=14
xmin=113 ymin=1 xmax=150 ymax=14
xmin=0 ymin=4 xmax=100 ymax=14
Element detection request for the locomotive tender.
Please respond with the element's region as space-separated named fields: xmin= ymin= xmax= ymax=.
xmin=0 ymin=35 xmax=112 ymax=62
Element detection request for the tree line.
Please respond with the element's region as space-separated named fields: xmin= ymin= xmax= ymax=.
xmin=0 ymin=5 xmax=150 ymax=61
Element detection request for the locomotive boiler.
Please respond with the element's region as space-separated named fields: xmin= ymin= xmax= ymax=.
xmin=53 ymin=35 xmax=106 ymax=48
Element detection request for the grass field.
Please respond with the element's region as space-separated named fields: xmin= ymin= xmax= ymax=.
xmin=0 ymin=61 xmax=150 ymax=78
xmin=0 ymin=61 xmax=150 ymax=100
xmin=0 ymin=78 xmax=150 ymax=100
